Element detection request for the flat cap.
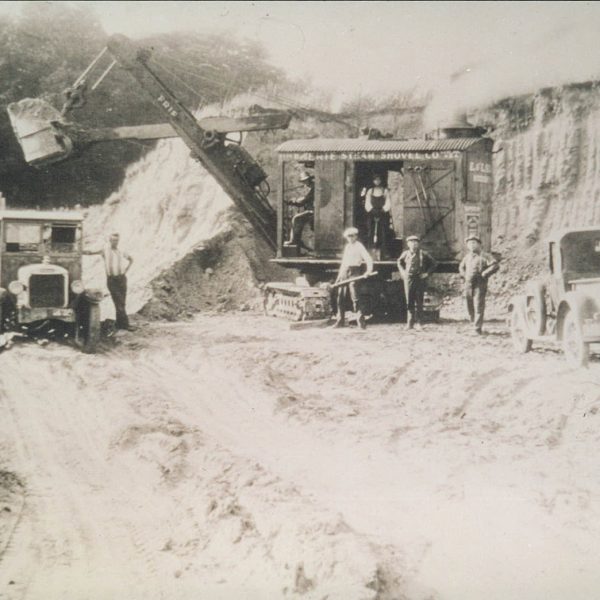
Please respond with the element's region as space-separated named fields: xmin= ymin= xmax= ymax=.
xmin=406 ymin=235 xmax=420 ymax=242
xmin=343 ymin=227 xmax=359 ymax=238
xmin=298 ymin=171 xmax=314 ymax=182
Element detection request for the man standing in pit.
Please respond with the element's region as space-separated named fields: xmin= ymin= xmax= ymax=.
xmin=459 ymin=235 xmax=499 ymax=334
xmin=332 ymin=227 xmax=373 ymax=329
xmin=284 ymin=171 xmax=314 ymax=250
xmin=84 ymin=232 xmax=134 ymax=331
xmin=397 ymin=235 xmax=437 ymax=330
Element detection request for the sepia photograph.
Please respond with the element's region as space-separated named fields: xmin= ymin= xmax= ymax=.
xmin=0 ymin=1 xmax=599 ymax=598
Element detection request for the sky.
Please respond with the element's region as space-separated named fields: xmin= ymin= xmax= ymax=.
xmin=2 ymin=1 xmax=600 ymax=111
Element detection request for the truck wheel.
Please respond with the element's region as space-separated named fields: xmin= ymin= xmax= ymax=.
xmin=76 ymin=302 xmax=100 ymax=354
xmin=562 ymin=310 xmax=589 ymax=367
xmin=525 ymin=281 xmax=547 ymax=336
xmin=510 ymin=308 xmax=532 ymax=353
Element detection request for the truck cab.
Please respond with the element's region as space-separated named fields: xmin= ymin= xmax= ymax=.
xmin=0 ymin=209 xmax=101 ymax=352
xmin=510 ymin=228 xmax=600 ymax=366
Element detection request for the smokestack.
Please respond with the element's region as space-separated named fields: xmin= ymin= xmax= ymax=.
xmin=434 ymin=112 xmax=487 ymax=139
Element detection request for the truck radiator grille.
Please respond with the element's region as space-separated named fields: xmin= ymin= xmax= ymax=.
xmin=29 ymin=274 xmax=65 ymax=308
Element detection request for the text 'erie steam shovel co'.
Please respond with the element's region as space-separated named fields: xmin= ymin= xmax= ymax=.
xmin=6 ymin=34 xmax=495 ymax=331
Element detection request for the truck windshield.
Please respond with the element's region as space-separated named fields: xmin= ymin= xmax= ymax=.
xmin=5 ymin=223 xmax=41 ymax=252
xmin=51 ymin=225 xmax=77 ymax=252
xmin=562 ymin=232 xmax=600 ymax=279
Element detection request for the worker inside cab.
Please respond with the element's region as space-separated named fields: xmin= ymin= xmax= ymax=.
xmin=284 ymin=170 xmax=314 ymax=252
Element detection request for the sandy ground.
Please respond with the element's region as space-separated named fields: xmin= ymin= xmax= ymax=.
xmin=0 ymin=312 xmax=599 ymax=600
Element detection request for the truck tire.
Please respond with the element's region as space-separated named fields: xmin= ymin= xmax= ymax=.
xmin=525 ymin=281 xmax=547 ymax=336
xmin=562 ymin=310 xmax=589 ymax=367
xmin=76 ymin=302 xmax=100 ymax=354
xmin=510 ymin=307 xmax=532 ymax=353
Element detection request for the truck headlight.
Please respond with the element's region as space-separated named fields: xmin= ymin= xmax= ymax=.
xmin=70 ymin=280 xmax=85 ymax=294
xmin=8 ymin=280 xmax=24 ymax=295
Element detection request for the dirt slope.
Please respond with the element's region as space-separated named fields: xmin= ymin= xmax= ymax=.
xmin=1 ymin=314 xmax=599 ymax=599
xmin=477 ymin=84 xmax=600 ymax=286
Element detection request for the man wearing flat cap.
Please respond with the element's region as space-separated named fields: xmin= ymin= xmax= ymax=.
xmin=284 ymin=171 xmax=314 ymax=250
xmin=332 ymin=227 xmax=373 ymax=329
xmin=398 ymin=235 xmax=437 ymax=330
xmin=459 ymin=235 xmax=499 ymax=334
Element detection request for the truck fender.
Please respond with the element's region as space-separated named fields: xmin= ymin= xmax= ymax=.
xmin=556 ymin=292 xmax=593 ymax=341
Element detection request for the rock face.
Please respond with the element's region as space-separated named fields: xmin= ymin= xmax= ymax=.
xmin=454 ymin=83 xmax=600 ymax=303
xmin=482 ymin=83 xmax=600 ymax=257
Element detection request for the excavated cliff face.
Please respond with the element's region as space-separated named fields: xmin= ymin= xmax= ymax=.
xmin=483 ymin=84 xmax=600 ymax=263
xmin=449 ymin=82 xmax=600 ymax=302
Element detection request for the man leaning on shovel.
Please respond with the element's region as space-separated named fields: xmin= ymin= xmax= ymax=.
xmin=331 ymin=227 xmax=373 ymax=329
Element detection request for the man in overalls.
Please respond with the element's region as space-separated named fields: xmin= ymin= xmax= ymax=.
xmin=397 ymin=235 xmax=437 ymax=330
xmin=364 ymin=174 xmax=392 ymax=257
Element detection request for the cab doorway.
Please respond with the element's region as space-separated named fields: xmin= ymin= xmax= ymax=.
xmin=354 ymin=161 xmax=404 ymax=259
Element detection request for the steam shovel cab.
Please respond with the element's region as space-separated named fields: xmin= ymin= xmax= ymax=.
xmin=269 ymin=129 xmax=494 ymax=322
xmin=0 ymin=210 xmax=102 ymax=353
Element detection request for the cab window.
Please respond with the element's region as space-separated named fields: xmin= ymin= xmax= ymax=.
xmin=5 ymin=223 xmax=41 ymax=252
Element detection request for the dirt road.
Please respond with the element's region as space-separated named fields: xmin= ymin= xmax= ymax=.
xmin=1 ymin=313 xmax=599 ymax=599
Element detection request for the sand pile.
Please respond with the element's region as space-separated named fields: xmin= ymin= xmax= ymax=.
xmin=80 ymin=96 xmax=296 ymax=322
xmin=81 ymin=135 xmax=288 ymax=321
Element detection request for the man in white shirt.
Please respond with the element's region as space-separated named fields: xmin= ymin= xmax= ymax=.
xmin=84 ymin=232 xmax=134 ymax=330
xmin=332 ymin=227 xmax=373 ymax=329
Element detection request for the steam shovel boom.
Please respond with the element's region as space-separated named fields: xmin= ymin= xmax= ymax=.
xmin=105 ymin=34 xmax=281 ymax=250
xmin=7 ymin=35 xmax=293 ymax=251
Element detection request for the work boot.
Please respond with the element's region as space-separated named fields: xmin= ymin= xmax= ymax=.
xmin=357 ymin=312 xmax=366 ymax=330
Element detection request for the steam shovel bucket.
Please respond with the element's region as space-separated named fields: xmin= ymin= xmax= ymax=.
xmin=7 ymin=98 xmax=73 ymax=166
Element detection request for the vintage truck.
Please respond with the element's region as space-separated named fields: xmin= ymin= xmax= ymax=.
xmin=0 ymin=209 xmax=102 ymax=352
xmin=509 ymin=228 xmax=600 ymax=367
